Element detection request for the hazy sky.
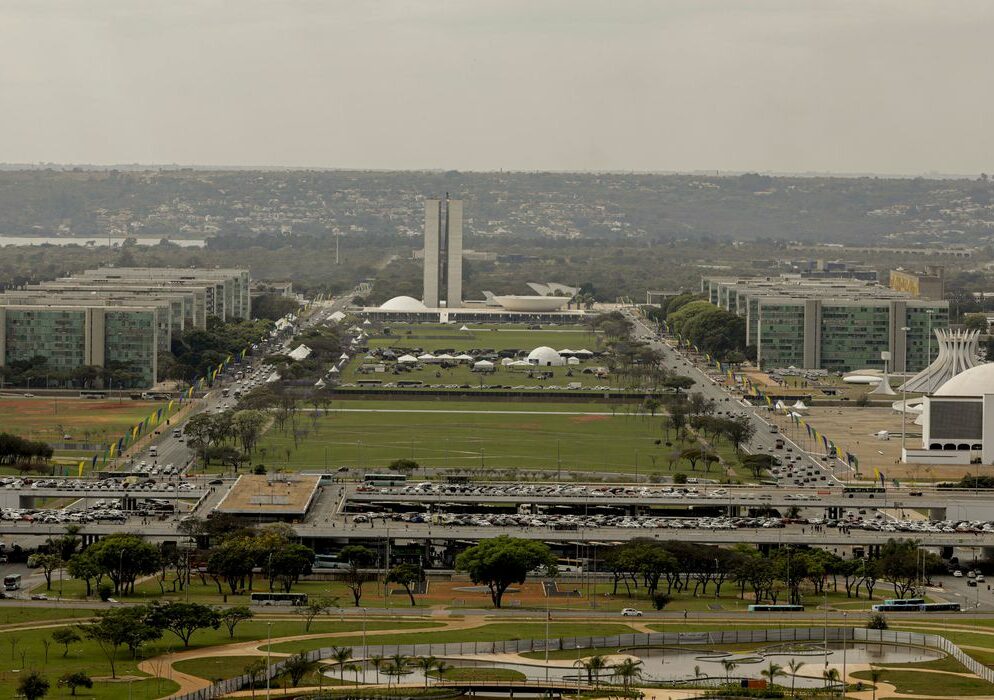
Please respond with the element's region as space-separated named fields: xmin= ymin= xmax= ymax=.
xmin=2 ymin=0 xmax=992 ymax=174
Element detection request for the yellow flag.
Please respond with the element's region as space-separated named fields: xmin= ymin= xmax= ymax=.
xmin=77 ymin=461 xmax=85 ymax=477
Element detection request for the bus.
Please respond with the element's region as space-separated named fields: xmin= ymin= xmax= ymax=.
xmin=314 ymin=554 xmax=349 ymax=571
xmin=3 ymin=574 xmax=21 ymax=591
xmin=843 ymin=486 xmax=886 ymax=497
xmin=250 ymin=592 xmax=308 ymax=606
xmin=363 ymin=473 xmax=407 ymax=487
xmin=747 ymin=604 xmax=803 ymax=612
xmin=873 ymin=602 xmax=961 ymax=613
xmin=881 ymin=598 xmax=924 ymax=607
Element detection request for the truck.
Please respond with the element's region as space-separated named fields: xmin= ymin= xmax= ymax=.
xmin=774 ymin=438 xmax=785 ymax=450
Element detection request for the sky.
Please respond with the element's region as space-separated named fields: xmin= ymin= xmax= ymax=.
xmin=1 ymin=0 xmax=992 ymax=175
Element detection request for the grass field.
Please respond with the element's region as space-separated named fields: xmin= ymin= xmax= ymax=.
xmin=251 ymin=399 xmax=743 ymax=475
xmin=849 ymin=667 xmax=994 ymax=695
xmin=0 ymin=396 xmax=158 ymax=446
xmin=341 ymin=361 xmax=615 ymax=389
xmin=366 ymin=324 xmax=604 ymax=354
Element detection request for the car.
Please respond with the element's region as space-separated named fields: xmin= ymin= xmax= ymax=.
xmin=954 ymin=570 xmax=964 ymax=577
xmin=208 ymin=479 xmax=224 ymax=485
xmin=30 ymin=594 xmax=48 ymax=600
xmin=621 ymin=608 xmax=643 ymax=616
xmin=978 ymin=574 xmax=986 ymax=583
xmin=968 ymin=579 xmax=978 ymax=587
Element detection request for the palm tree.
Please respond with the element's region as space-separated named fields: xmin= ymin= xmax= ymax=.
xmin=433 ymin=660 xmax=452 ymax=685
xmin=868 ymin=667 xmax=882 ymax=700
xmin=331 ymin=646 xmax=353 ymax=683
xmin=823 ymin=667 xmax=841 ymax=696
xmin=694 ymin=665 xmax=703 ymax=682
xmin=761 ymin=662 xmax=784 ymax=688
xmin=576 ymin=655 xmax=608 ymax=687
xmin=369 ymin=655 xmax=384 ymax=684
xmin=721 ymin=660 xmax=738 ymax=684
xmin=343 ymin=663 xmax=361 ymax=685
xmin=787 ymin=660 xmax=805 ymax=697
xmin=612 ymin=659 xmax=643 ymax=694
xmin=416 ymin=656 xmax=438 ymax=688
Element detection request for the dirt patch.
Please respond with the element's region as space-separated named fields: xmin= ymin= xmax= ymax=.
xmin=571 ymin=415 xmax=609 ymax=423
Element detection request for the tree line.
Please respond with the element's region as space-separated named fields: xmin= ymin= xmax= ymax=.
xmin=0 ymin=432 xmax=53 ymax=466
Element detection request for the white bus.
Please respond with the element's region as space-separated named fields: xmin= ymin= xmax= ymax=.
xmin=4 ymin=574 xmax=21 ymax=591
xmin=249 ymin=592 xmax=308 ymax=606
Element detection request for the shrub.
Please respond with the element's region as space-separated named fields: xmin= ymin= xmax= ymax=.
xmin=97 ymin=582 xmax=113 ymax=601
xmin=866 ymin=613 xmax=888 ymax=630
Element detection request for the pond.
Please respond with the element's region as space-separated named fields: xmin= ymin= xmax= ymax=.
xmin=323 ymin=643 xmax=942 ymax=689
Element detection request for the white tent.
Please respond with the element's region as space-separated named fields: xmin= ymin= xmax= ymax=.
xmin=558 ymin=348 xmax=575 ymax=356
xmin=501 ymin=357 xmax=514 ymax=366
xmin=287 ymin=344 xmax=312 ymax=361
xmin=329 ymin=366 xmax=339 ymax=374
xmin=473 ymin=360 xmax=495 ymax=371
xmin=567 ymin=356 xmax=581 ymax=365
xmin=509 ymin=360 xmax=533 ymax=367
xmin=397 ymin=354 xmax=418 ymax=364
xmin=437 ymin=353 xmax=455 ymax=361
xmin=774 ymin=400 xmax=787 ymax=411
xmin=340 ymin=353 xmax=350 ymax=361
xmin=460 ymin=325 xmax=471 ymax=331
xmin=417 ymin=353 xmax=437 ymax=362
xmin=791 ymin=400 xmax=809 ymax=412
xmin=575 ymin=349 xmax=594 ymax=356
xmin=455 ymin=354 xmax=474 ymax=362
xmin=314 ymin=378 xmax=326 ymax=388
xmin=362 ymin=319 xmax=371 ymax=325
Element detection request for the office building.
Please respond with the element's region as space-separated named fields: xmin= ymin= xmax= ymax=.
xmin=889 ymin=266 xmax=945 ymax=301
xmin=702 ymin=276 xmax=949 ymax=373
xmin=0 ymin=266 xmax=250 ymax=388
xmin=423 ymin=197 xmax=462 ymax=307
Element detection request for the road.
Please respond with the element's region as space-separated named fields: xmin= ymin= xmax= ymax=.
xmin=625 ymin=310 xmax=848 ymax=483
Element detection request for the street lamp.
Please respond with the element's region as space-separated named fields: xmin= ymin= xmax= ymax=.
xmin=900 ymin=326 xmax=911 ymax=462
xmin=266 ymin=621 xmax=272 ymax=700
xmin=926 ymin=310 xmax=935 ymax=394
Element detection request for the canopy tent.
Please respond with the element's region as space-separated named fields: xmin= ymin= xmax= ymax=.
xmin=417 ymin=353 xmax=436 ymax=361
xmin=575 ymin=349 xmax=594 ymax=356
xmin=455 ymin=354 xmax=474 ymax=362
xmin=459 ymin=325 xmax=471 ymax=331
xmin=567 ymin=356 xmax=581 ymax=365
xmin=436 ymin=353 xmax=456 ymax=361
xmin=397 ymin=354 xmax=418 ymax=364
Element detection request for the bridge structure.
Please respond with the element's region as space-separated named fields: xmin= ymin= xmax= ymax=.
xmin=0 ymin=485 xmax=208 ymax=510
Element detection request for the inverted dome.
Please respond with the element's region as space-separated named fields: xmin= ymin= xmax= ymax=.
xmin=527 ymin=346 xmax=565 ymax=366
xmin=934 ymin=363 xmax=994 ymax=396
xmin=379 ymin=296 xmax=428 ymax=312
xmin=494 ymin=295 xmax=569 ymax=312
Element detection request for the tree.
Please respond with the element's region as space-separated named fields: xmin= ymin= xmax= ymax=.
xmin=28 ymin=553 xmax=63 ymax=591
xmin=823 ymin=667 xmax=841 ymax=694
xmin=788 ymin=659 xmax=804 ymax=697
xmin=58 ymin=671 xmax=92 ymax=696
xmin=723 ymin=415 xmax=756 ymax=453
xmin=244 ymin=659 xmax=268 ymax=699
xmin=66 ymin=551 xmax=102 ymax=597
xmin=207 ymin=537 xmax=255 ymax=595
xmin=868 ymin=667 xmax=882 ymax=700
xmin=219 ymin=606 xmax=254 ymax=639
xmin=612 ymin=658 xmax=643 ymax=693
xmin=281 ymin=652 xmax=316 ymax=687
xmin=331 ymin=646 xmax=353 ymax=683
xmin=761 ymin=661 xmax=784 ymax=687
xmin=52 ymin=627 xmax=81 ymax=657
xmin=964 ymin=314 xmax=989 ymax=334
xmin=455 ymin=536 xmax=555 ymax=609
xmin=742 ymin=453 xmax=780 ymax=479
xmin=878 ymin=539 xmax=922 ymax=598
xmin=415 ymin=656 xmax=437 ymax=688
xmin=386 ymin=563 xmax=425 ymax=606
xmin=299 ymin=596 xmax=337 ymax=632
xmin=866 ymin=613 xmax=888 ymax=630
xmin=388 ymin=458 xmax=419 ymax=475
xmin=232 ymin=410 xmax=268 ymax=456
xmin=339 ymin=545 xmax=375 ymax=606
xmin=651 ymin=592 xmax=671 ymax=610
xmin=86 ymin=533 xmax=161 ymax=594
xmin=81 ymin=607 xmax=162 ymax=678
xmin=148 ymin=602 xmax=221 ymax=647
xmin=18 ymin=671 xmax=49 ymax=700
xmin=267 ymin=543 xmax=315 ymax=593
xmin=575 ymin=655 xmax=608 ymax=687
xmin=722 ymin=659 xmax=738 ymax=684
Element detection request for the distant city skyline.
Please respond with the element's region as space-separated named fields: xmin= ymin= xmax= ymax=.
xmin=2 ymin=1 xmax=993 ymax=175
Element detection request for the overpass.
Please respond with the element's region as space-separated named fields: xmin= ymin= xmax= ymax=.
xmin=0 ymin=486 xmax=208 ymax=509
xmin=0 ymin=518 xmax=990 ymax=549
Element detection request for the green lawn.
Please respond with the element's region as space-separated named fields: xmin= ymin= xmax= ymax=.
xmin=173 ymin=654 xmax=262 ymax=682
xmin=366 ymin=324 xmax=604 ymax=354
xmin=0 ymin=396 xmax=160 ymax=446
xmin=264 ymin=622 xmax=640 ymax=654
xmin=342 ymin=360 xmax=614 ymax=390
xmin=849 ymin=668 xmax=994 ymax=695
xmin=435 ymin=667 xmax=526 ymax=681
xmin=253 ymin=399 xmax=745 ymax=476
xmin=0 ymin=606 xmax=98 ymax=625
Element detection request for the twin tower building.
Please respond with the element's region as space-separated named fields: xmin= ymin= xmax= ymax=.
xmin=422 ymin=196 xmax=463 ymax=308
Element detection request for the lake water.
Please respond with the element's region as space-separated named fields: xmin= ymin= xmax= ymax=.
xmin=0 ymin=235 xmax=206 ymax=247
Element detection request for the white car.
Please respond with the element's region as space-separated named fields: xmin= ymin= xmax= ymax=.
xmin=621 ymin=608 xmax=643 ymax=617
xmin=953 ymin=570 xmax=964 ymax=577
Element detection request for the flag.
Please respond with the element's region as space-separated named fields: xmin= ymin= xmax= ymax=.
xmin=91 ymin=455 xmax=98 ymax=469
xmin=132 ymin=425 xmax=140 ymax=439
xmin=879 ymin=470 xmax=886 ymax=487
xmin=240 ymin=348 xmax=247 ymax=359
xmin=109 ymin=442 xmax=117 ymax=458
xmin=77 ymin=461 xmax=85 ymax=478
xmin=873 ymin=467 xmax=880 ymax=482
xmin=168 ymin=400 xmax=175 ymax=412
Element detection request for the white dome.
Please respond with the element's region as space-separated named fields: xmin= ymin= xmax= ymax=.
xmin=494 ymin=295 xmax=569 ymax=312
xmin=527 ymin=346 xmax=565 ymax=366
xmin=934 ymin=363 xmax=994 ymax=396
xmin=379 ymin=296 xmax=428 ymax=312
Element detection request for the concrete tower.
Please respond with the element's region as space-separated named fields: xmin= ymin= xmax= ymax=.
xmin=423 ymin=196 xmax=462 ymax=307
